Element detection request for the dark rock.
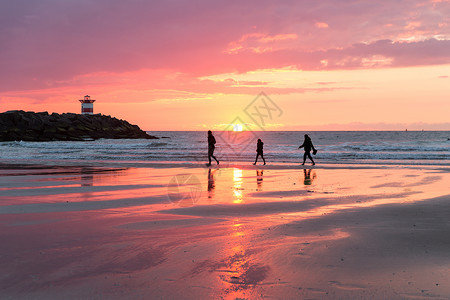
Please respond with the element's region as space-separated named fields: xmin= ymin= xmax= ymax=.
xmin=0 ymin=111 xmax=158 ymax=141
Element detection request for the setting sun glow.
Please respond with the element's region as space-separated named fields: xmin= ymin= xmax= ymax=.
xmin=233 ymin=124 xmax=243 ymax=132
xmin=0 ymin=1 xmax=448 ymax=131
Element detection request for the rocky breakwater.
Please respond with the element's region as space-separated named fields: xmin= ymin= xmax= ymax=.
xmin=0 ymin=110 xmax=158 ymax=141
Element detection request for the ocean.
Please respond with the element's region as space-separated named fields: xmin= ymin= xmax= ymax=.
xmin=0 ymin=131 xmax=449 ymax=166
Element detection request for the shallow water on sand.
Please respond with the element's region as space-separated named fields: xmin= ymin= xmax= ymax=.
xmin=0 ymin=164 xmax=450 ymax=299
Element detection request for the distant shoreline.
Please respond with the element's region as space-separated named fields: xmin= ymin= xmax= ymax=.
xmin=146 ymin=129 xmax=450 ymax=132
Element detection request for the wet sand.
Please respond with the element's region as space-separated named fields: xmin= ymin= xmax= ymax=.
xmin=0 ymin=163 xmax=449 ymax=299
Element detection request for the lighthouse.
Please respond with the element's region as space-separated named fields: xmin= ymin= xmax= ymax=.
xmin=79 ymin=95 xmax=96 ymax=115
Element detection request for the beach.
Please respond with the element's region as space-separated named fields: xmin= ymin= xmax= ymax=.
xmin=1 ymin=161 xmax=449 ymax=299
xmin=3 ymin=0 xmax=450 ymax=298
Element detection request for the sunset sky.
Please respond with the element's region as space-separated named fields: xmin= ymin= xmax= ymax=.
xmin=1 ymin=0 xmax=449 ymax=130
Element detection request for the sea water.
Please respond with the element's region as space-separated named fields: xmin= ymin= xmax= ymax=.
xmin=0 ymin=131 xmax=449 ymax=166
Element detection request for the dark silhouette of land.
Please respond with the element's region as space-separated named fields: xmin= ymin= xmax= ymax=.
xmin=0 ymin=110 xmax=157 ymax=141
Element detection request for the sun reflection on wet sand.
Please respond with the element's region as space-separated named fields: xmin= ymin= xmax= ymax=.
xmin=214 ymin=219 xmax=271 ymax=299
xmin=232 ymin=168 xmax=243 ymax=204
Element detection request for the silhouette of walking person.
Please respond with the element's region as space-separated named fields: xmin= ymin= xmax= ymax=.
xmin=298 ymin=134 xmax=316 ymax=166
xmin=207 ymin=130 xmax=219 ymax=166
xmin=253 ymin=139 xmax=266 ymax=165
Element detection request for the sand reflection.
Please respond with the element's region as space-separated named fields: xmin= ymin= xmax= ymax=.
xmin=303 ymin=168 xmax=316 ymax=186
xmin=233 ymin=168 xmax=243 ymax=203
xmin=256 ymin=170 xmax=263 ymax=191
xmin=80 ymin=167 xmax=95 ymax=187
xmin=208 ymin=168 xmax=216 ymax=199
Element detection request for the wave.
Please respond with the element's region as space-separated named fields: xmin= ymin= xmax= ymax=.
xmin=1 ymin=131 xmax=449 ymax=166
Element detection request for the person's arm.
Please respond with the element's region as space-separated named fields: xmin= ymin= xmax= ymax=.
xmin=298 ymin=143 xmax=304 ymax=149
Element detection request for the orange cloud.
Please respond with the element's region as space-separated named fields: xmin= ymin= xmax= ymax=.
xmin=405 ymin=21 xmax=422 ymax=30
xmin=315 ymin=22 xmax=329 ymax=28
xmin=226 ymin=32 xmax=298 ymax=54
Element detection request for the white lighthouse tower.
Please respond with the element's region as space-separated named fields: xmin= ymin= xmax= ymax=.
xmin=79 ymin=95 xmax=96 ymax=115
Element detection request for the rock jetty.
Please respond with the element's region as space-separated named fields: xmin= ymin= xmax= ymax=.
xmin=0 ymin=110 xmax=158 ymax=141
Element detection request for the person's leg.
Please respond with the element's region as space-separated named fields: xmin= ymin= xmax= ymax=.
xmin=254 ymin=154 xmax=259 ymax=165
xmin=302 ymin=152 xmax=307 ymax=165
xmin=207 ymin=148 xmax=213 ymax=165
xmin=211 ymin=149 xmax=219 ymax=164
xmin=308 ymin=153 xmax=315 ymax=165
xmin=262 ymin=154 xmax=266 ymax=165
xmin=209 ymin=148 xmax=219 ymax=165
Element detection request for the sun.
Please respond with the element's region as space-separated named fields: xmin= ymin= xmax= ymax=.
xmin=233 ymin=124 xmax=243 ymax=132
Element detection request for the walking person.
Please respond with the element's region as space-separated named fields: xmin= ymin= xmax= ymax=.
xmin=207 ymin=130 xmax=219 ymax=166
xmin=298 ymin=134 xmax=317 ymax=166
xmin=253 ymin=138 xmax=266 ymax=165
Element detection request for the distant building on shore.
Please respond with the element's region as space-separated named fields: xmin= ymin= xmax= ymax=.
xmin=79 ymin=95 xmax=96 ymax=115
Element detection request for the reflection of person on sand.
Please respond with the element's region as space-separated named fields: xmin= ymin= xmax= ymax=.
xmin=80 ymin=167 xmax=94 ymax=187
xmin=256 ymin=169 xmax=263 ymax=191
xmin=303 ymin=169 xmax=316 ymax=185
xmin=208 ymin=168 xmax=215 ymax=198
xmin=207 ymin=130 xmax=219 ymax=166
xmin=298 ymin=134 xmax=316 ymax=166
xmin=253 ymin=139 xmax=266 ymax=165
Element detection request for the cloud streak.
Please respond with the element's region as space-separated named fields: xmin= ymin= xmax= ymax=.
xmin=0 ymin=69 xmax=354 ymax=104
xmin=0 ymin=0 xmax=449 ymax=92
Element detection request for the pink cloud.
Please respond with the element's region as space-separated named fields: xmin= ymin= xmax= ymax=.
xmin=226 ymin=32 xmax=298 ymax=54
xmin=0 ymin=0 xmax=449 ymax=94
